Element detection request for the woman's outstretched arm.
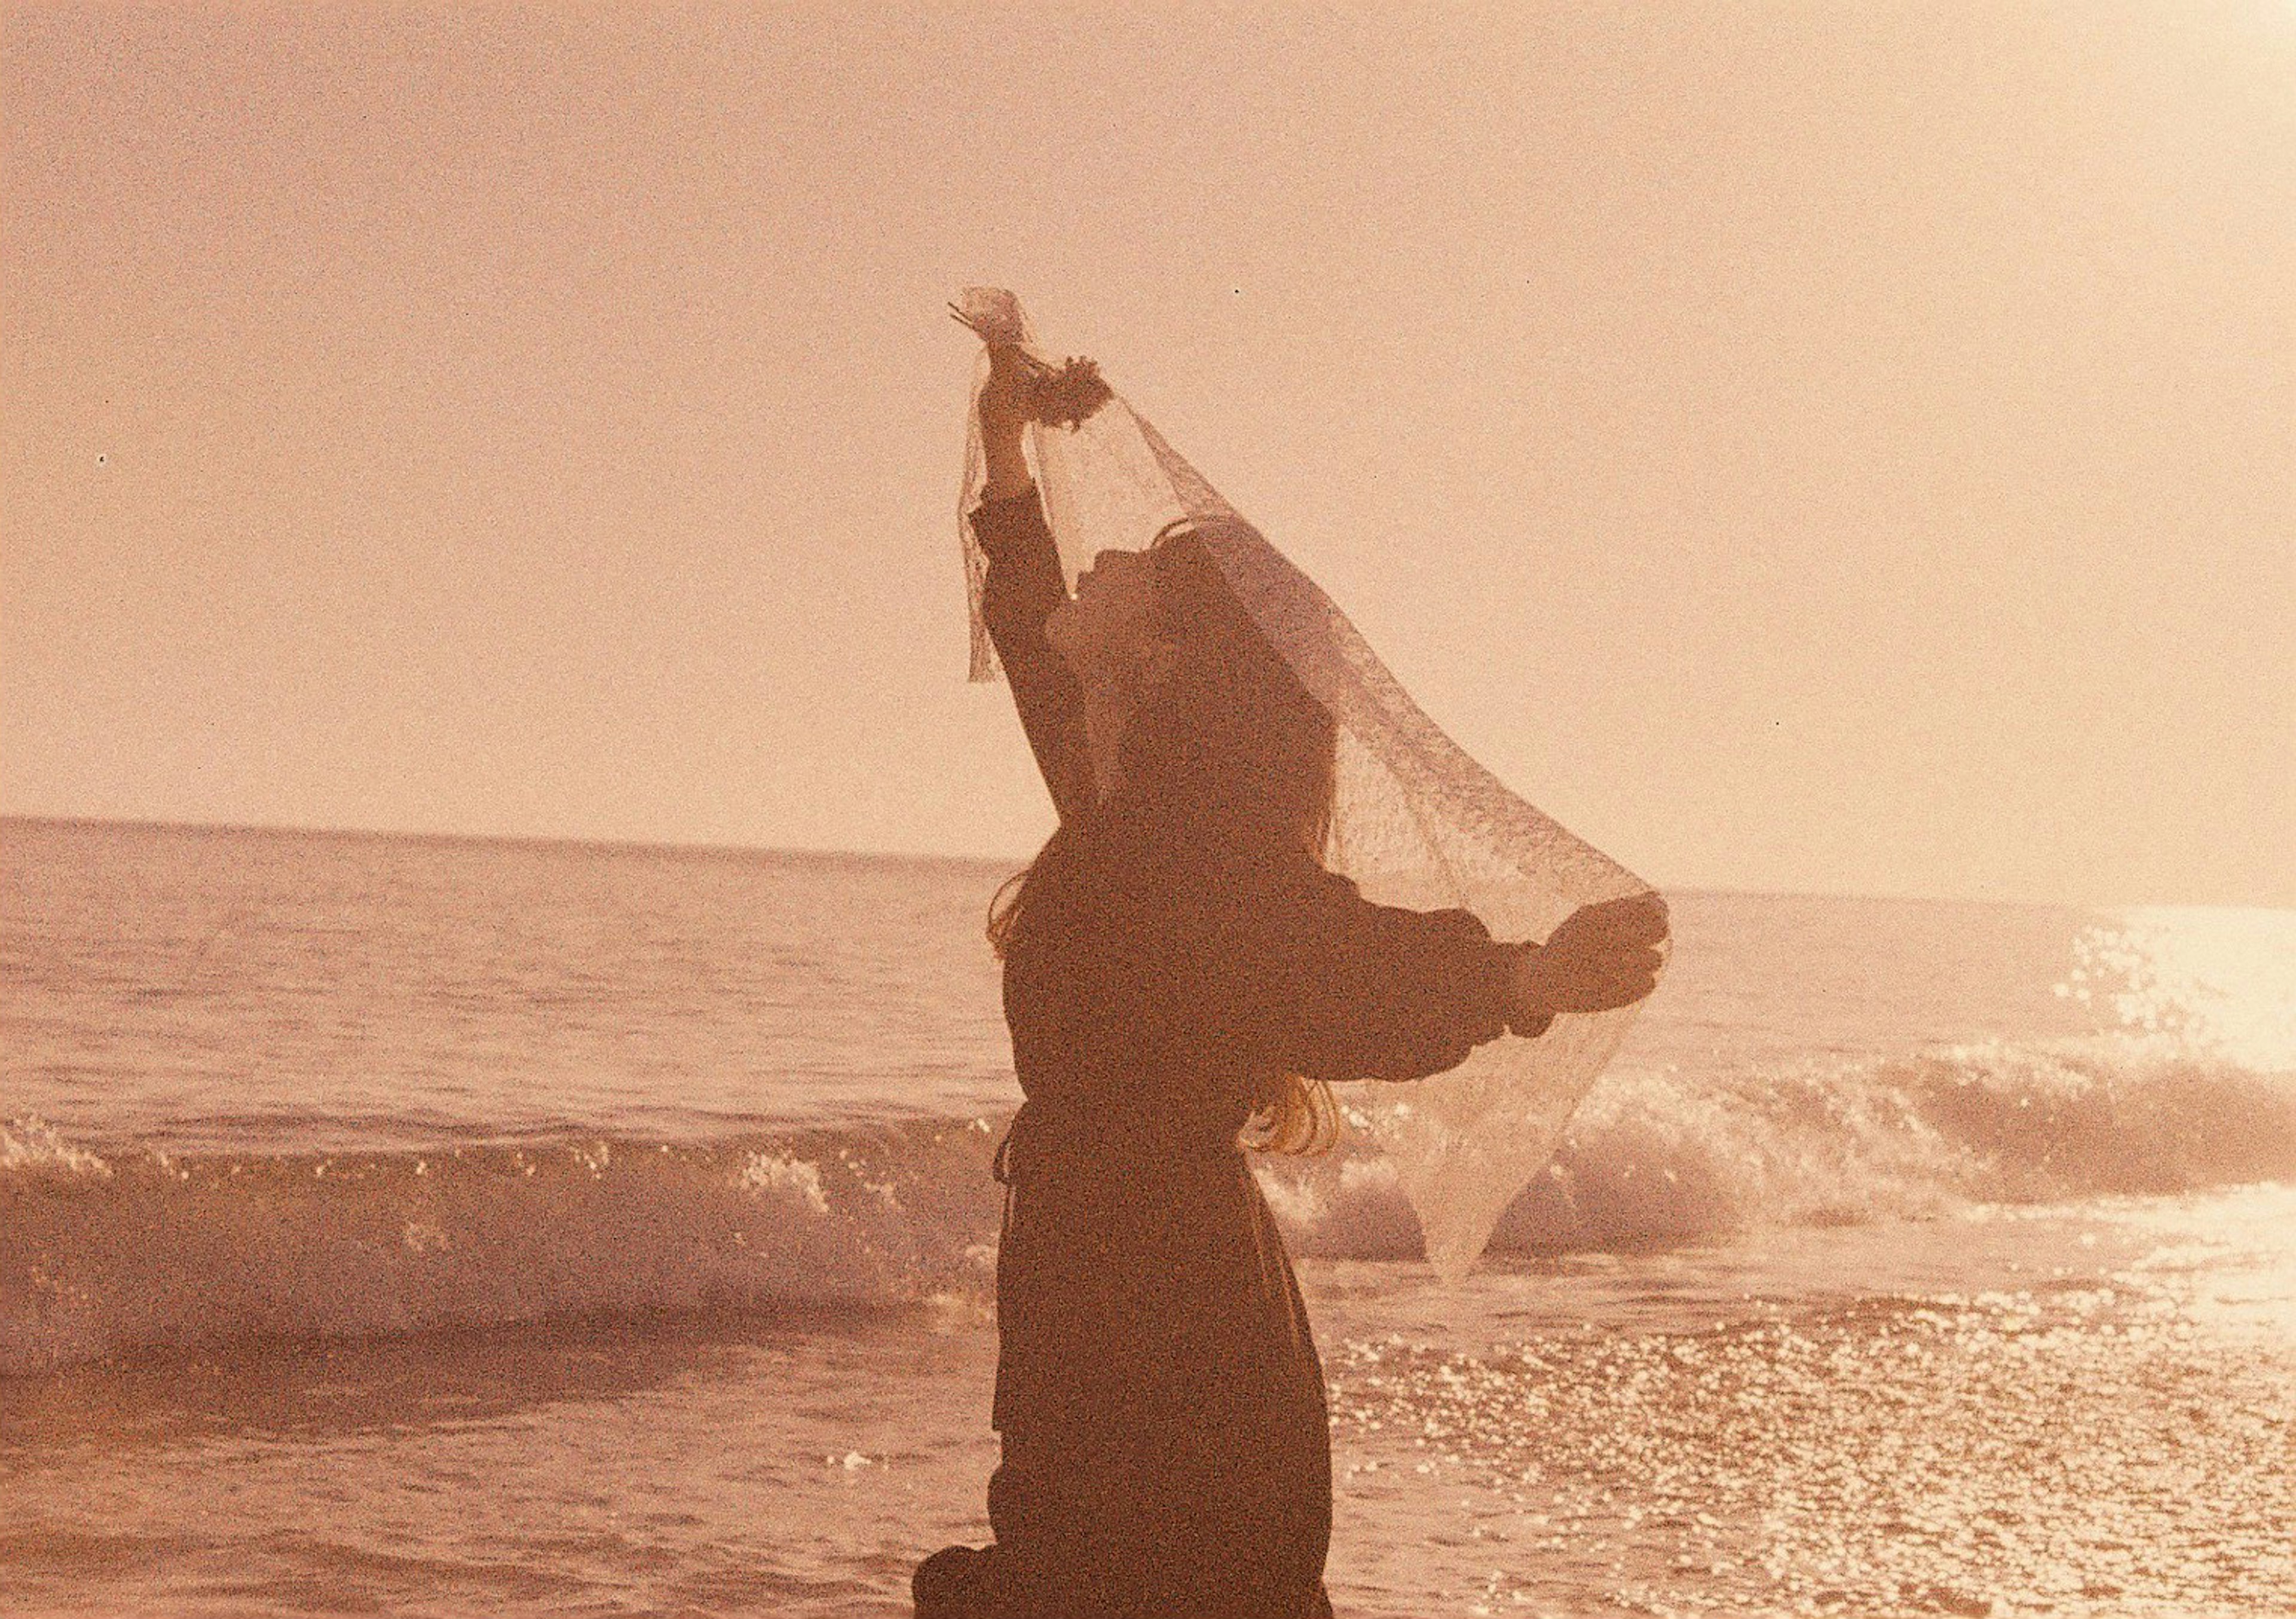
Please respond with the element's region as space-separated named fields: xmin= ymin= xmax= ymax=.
xmin=1231 ymin=863 xmax=1666 ymax=1084
xmin=973 ymin=348 xmax=1095 ymax=825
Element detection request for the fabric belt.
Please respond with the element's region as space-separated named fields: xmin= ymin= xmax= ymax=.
xmin=991 ymin=1096 xmax=1241 ymax=1186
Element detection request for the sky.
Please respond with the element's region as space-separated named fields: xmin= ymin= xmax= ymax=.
xmin=4 ymin=2 xmax=2289 ymax=907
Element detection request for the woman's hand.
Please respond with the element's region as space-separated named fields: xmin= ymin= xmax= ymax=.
xmin=1510 ymin=893 xmax=1668 ymax=1027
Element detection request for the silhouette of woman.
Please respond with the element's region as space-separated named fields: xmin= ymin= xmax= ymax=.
xmin=915 ymin=344 xmax=1665 ymax=1618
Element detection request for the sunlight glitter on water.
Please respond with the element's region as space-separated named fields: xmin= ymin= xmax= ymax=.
xmin=2061 ymin=906 xmax=2296 ymax=1071
xmin=1320 ymin=1185 xmax=2296 ymax=1618
xmin=2110 ymin=1181 xmax=2296 ymax=1345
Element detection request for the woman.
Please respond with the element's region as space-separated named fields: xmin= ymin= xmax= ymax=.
xmin=917 ymin=346 xmax=1665 ymax=1618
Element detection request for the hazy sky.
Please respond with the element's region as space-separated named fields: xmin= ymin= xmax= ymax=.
xmin=4 ymin=2 xmax=2289 ymax=906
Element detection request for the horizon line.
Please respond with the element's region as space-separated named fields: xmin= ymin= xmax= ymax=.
xmin=10 ymin=810 xmax=2271 ymax=915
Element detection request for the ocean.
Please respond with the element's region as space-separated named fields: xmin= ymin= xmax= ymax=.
xmin=4 ymin=817 xmax=2292 ymax=1617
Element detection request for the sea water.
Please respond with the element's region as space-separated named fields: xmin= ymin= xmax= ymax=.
xmin=4 ymin=818 xmax=2291 ymax=1616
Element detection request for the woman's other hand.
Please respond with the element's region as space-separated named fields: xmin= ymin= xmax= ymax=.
xmin=1511 ymin=893 xmax=1668 ymax=1025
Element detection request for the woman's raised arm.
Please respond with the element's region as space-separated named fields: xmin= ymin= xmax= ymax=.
xmin=973 ymin=347 xmax=1095 ymax=825
xmin=978 ymin=345 xmax=1035 ymax=503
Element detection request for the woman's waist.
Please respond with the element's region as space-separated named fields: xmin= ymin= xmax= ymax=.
xmin=991 ymin=1095 xmax=1248 ymax=1185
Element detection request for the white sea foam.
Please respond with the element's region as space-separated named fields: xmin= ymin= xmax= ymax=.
xmin=0 ymin=1116 xmax=112 ymax=1181
xmin=738 ymin=1151 xmax=832 ymax=1214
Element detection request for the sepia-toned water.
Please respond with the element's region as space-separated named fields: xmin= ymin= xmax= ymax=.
xmin=5 ymin=818 xmax=2292 ymax=1617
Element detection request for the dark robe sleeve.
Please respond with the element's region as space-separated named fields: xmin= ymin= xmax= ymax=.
xmin=971 ymin=485 xmax=1097 ymax=827
xmin=1235 ymin=859 xmax=1547 ymax=1085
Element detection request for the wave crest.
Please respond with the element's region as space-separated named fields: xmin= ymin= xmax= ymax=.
xmin=7 ymin=1038 xmax=2291 ymax=1376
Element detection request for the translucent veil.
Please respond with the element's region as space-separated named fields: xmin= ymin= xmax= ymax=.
xmin=954 ymin=289 xmax=1665 ymax=1275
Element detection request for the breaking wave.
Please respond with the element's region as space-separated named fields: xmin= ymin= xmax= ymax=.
xmin=7 ymin=1038 xmax=2292 ymax=1376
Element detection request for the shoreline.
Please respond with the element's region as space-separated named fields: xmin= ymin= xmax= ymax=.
xmin=7 ymin=1186 xmax=2291 ymax=1616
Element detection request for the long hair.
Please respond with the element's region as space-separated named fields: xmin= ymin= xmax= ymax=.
xmin=989 ymin=524 xmax=1342 ymax=1156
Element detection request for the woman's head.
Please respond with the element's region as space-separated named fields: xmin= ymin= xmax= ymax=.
xmin=1045 ymin=523 xmax=1337 ymax=857
xmin=1043 ymin=545 xmax=1172 ymax=687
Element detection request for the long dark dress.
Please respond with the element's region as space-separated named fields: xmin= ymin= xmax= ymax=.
xmin=920 ymin=487 xmax=1525 ymax=1619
